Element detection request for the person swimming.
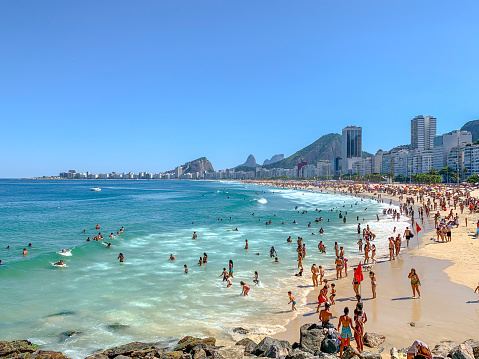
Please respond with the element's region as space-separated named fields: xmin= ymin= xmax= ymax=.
xmin=54 ymin=260 xmax=64 ymax=266
xmin=170 ymin=254 xmax=176 ymax=260
xmin=95 ymin=224 xmax=101 ymax=230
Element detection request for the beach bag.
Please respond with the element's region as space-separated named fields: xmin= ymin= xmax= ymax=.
xmin=410 ymin=233 xmax=414 ymax=238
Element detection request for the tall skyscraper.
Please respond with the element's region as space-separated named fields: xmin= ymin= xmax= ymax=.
xmin=342 ymin=126 xmax=362 ymax=174
xmin=411 ymin=115 xmax=436 ymax=150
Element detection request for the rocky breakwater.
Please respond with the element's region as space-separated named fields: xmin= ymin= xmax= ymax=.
xmin=1 ymin=324 xmax=479 ymax=359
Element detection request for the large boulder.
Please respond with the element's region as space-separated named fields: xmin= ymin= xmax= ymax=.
xmin=341 ymin=346 xmax=360 ymax=359
xmin=0 ymin=340 xmax=38 ymax=357
xmin=317 ymin=353 xmax=338 ymax=359
xmin=363 ymin=333 xmax=385 ymax=348
xmin=286 ymin=348 xmax=314 ymax=359
xmin=299 ymin=324 xmax=326 ymax=354
xmin=320 ymin=339 xmax=337 ymax=354
xmin=253 ymin=337 xmax=282 ymax=356
xmin=463 ymin=340 xmax=479 ymax=359
xmin=101 ymin=342 xmax=157 ymax=358
xmin=450 ymin=344 xmax=475 ymax=359
xmin=264 ymin=345 xmax=290 ymax=359
xmin=360 ymin=350 xmax=382 ymax=359
xmin=192 ymin=349 xmax=207 ymax=359
xmin=432 ymin=341 xmax=456 ymax=359
xmin=236 ymin=339 xmax=257 ymax=354
xmin=212 ymin=346 xmax=245 ymax=359
xmin=175 ymin=338 xmax=216 ymax=353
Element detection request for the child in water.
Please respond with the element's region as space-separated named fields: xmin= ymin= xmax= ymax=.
xmin=184 ymin=264 xmax=188 ymax=274
xmin=253 ymin=271 xmax=259 ymax=285
xmin=288 ymin=291 xmax=297 ymax=311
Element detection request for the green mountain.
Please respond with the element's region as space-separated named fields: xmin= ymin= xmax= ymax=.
xmin=461 ymin=120 xmax=479 ymax=142
xmin=170 ymin=157 xmax=214 ymax=173
xmin=263 ymin=133 xmax=342 ymax=169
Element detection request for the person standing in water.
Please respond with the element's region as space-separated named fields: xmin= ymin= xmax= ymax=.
xmin=192 ymin=232 xmax=197 ymax=239
xmin=184 ymin=264 xmax=188 ymax=274
xmin=408 ymin=268 xmax=421 ymax=298
xmin=240 ymin=281 xmax=250 ymax=296
xmin=118 ymin=253 xmax=124 ymax=262
xmin=245 ymin=239 xmax=249 ymax=249
xmin=229 ymin=260 xmax=234 ymax=278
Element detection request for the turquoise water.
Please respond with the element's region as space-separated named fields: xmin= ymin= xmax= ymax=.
xmin=0 ymin=180 xmax=407 ymax=358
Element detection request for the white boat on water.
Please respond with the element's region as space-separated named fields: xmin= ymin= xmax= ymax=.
xmin=90 ymin=187 xmax=101 ymax=192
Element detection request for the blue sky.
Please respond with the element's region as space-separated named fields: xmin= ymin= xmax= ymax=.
xmin=1 ymin=1 xmax=478 ymax=178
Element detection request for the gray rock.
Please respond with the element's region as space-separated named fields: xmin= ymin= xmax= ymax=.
xmin=233 ymin=327 xmax=250 ymax=335
xmin=299 ymin=324 xmax=326 ymax=354
xmin=463 ymin=340 xmax=479 ymax=359
xmin=341 ymin=346 xmax=360 ymax=359
xmin=175 ymin=338 xmax=217 ymax=353
xmin=265 ymin=344 xmax=290 ymax=359
xmin=286 ymin=348 xmax=314 ymax=359
xmin=236 ymin=339 xmax=257 ymax=354
xmin=254 ymin=338 xmax=283 ymax=356
xmin=316 ymin=353 xmax=337 ymax=359
xmin=101 ymin=342 xmax=157 ymax=358
xmin=114 ymin=356 xmax=130 ymax=359
xmin=280 ymin=342 xmax=292 ymax=351
xmin=193 ymin=349 xmax=207 ymax=359
xmin=432 ymin=341 xmax=456 ymax=359
xmin=363 ymin=333 xmax=386 ymax=348
xmin=408 ymin=322 xmax=416 ymax=327
xmin=360 ymin=350 xmax=382 ymax=359
xmin=212 ymin=346 xmax=245 ymax=359
xmin=320 ymin=339 xmax=337 ymax=354
xmin=450 ymin=344 xmax=475 ymax=359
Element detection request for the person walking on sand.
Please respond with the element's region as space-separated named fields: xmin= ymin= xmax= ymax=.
xmin=408 ymin=268 xmax=421 ymax=298
xmin=338 ymin=307 xmax=357 ymax=357
xmin=369 ymin=271 xmax=377 ymax=299
xmin=288 ymin=291 xmax=297 ymax=311
xmin=352 ymin=275 xmax=360 ymax=296
xmin=316 ymin=285 xmax=328 ymax=312
xmin=404 ymin=227 xmax=412 ymax=248
xmin=371 ymin=244 xmax=377 ymax=264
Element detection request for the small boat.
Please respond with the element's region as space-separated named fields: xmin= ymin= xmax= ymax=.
xmin=90 ymin=187 xmax=101 ymax=192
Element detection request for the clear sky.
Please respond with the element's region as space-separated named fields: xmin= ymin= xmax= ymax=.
xmin=1 ymin=1 xmax=478 ymax=178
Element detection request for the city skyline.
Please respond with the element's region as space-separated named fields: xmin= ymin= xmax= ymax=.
xmin=1 ymin=1 xmax=479 ymax=178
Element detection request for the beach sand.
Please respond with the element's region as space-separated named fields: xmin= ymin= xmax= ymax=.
xmin=271 ymin=186 xmax=479 ymax=351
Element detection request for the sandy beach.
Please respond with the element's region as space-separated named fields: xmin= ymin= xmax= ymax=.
xmin=267 ymin=182 xmax=479 ymax=351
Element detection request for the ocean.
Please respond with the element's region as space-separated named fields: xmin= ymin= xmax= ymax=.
xmin=0 ymin=179 xmax=409 ymax=358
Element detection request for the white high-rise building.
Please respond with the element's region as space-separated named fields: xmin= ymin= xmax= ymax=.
xmin=433 ymin=130 xmax=472 ymax=170
xmin=411 ymin=115 xmax=436 ymax=150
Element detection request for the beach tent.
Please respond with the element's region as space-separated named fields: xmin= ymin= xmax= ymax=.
xmin=407 ymin=340 xmax=432 ymax=359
